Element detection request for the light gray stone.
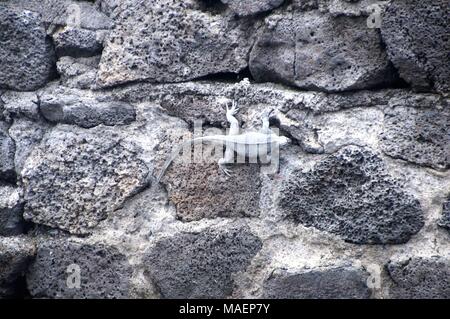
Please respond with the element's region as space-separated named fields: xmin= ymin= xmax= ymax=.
xmin=221 ymin=0 xmax=284 ymax=16
xmin=22 ymin=126 xmax=148 ymax=234
xmin=250 ymin=10 xmax=393 ymax=92
xmin=56 ymin=56 xmax=100 ymax=89
xmin=3 ymin=0 xmax=113 ymax=31
xmin=96 ymin=0 xmax=260 ymax=87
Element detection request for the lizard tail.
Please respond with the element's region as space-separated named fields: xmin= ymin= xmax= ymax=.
xmin=156 ymin=136 xmax=215 ymax=183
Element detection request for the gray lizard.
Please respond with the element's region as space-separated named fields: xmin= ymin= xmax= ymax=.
xmin=156 ymin=101 xmax=291 ymax=182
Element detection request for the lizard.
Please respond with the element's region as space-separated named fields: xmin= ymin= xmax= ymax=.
xmin=156 ymin=100 xmax=291 ymax=182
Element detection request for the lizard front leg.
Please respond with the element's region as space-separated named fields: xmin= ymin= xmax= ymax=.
xmin=218 ymin=101 xmax=240 ymax=176
xmin=261 ymin=109 xmax=274 ymax=133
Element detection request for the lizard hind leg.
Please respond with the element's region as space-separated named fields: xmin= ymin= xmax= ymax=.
xmin=226 ymin=100 xmax=240 ymax=136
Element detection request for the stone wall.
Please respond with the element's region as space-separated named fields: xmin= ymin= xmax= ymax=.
xmin=0 ymin=0 xmax=449 ymax=299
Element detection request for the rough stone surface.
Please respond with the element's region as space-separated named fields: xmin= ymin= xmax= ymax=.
xmin=380 ymin=96 xmax=450 ymax=170
xmin=250 ymin=10 xmax=393 ymax=92
xmin=8 ymin=119 xmax=49 ymax=176
xmin=279 ymin=146 xmax=424 ymax=244
xmin=143 ymin=227 xmax=262 ymax=298
xmin=96 ymin=0 xmax=260 ymax=87
xmin=22 ymin=126 xmax=148 ymax=234
xmin=387 ymin=257 xmax=450 ymax=299
xmin=262 ymin=266 xmax=371 ymax=298
xmin=221 ymin=0 xmax=285 ymax=16
xmin=56 ymin=56 xmax=100 ymax=89
xmin=0 ymin=122 xmax=15 ymax=182
xmin=27 ymin=240 xmax=133 ymax=298
xmin=1 ymin=91 xmax=40 ymax=121
xmin=0 ymin=185 xmax=24 ymax=236
xmin=162 ymin=162 xmax=262 ymax=221
xmin=438 ymin=197 xmax=450 ymax=231
xmin=39 ymin=88 xmax=136 ymax=128
xmin=0 ymin=236 xmax=35 ymax=298
xmin=53 ymin=27 xmax=104 ymax=58
xmin=3 ymin=0 xmax=113 ymax=30
xmin=1 ymin=0 xmax=449 ymax=300
xmin=0 ymin=7 xmax=55 ymax=91
xmin=381 ymin=0 xmax=450 ymax=93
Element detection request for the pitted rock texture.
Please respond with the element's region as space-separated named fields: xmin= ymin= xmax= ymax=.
xmin=250 ymin=10 xmax=393 ymax=92
xmin=386 ymin=257 xmax=450 ymax=299
xmin=53 ymin=27 xmax=104 ymax=58
xmin=438 ymin=197 xmax=450 ymax=231
xmin=381 ymin=0 xmax=450 ymax=93
xmin=27 ymin=240 xmax=133 ymax=298
xmin=221 ymin=0 xmax=285 ymax=16
xmin=0 ymin=122 xmax=15 ymax=182
xmin=0 ymin=7 xmax=55 ymax=91
xmin=56 ymin=56 xmax=100 ymax=90
xmin=8 ymin=119 xmax=49 ymax=176
xmin=0 ymin=236 xmax=35 ymax=298
xmin=0 ymin=185 xmax=24 ymax=236
xmin=22 ymin=126 xmax=148 ymax=234
xmin=380 ymin=96 xmax=450 ymax=170
xmin=3 ymin=0 xmax=113 ymax=30
xmin=279 ymin=146 xmax=424 ymax=244
xmin=40 ymin=89 xmax=136 ymax=128
xmin=162 ymin=162 xmax=262 ymax=221
xmin=1 ymin=91 xmax=40 ymax=121
xmin=262 ymin=266 xmax=371 ymax=298
xmin=143 ymin=227 xmax=262 ymax=298
xmin=96 ymin=0 xmax=260 ymax=87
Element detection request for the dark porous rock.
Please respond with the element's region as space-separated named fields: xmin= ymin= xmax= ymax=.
xmin=0 ymin=236 xmax=35 ymax=298
xmin=143 ymin=227 xmax=262 ymax=298
xmin=0 ymin=185 xmax=24 ymax=236
xmin=96 ymin=0 xmax=260 ymax=87
xmin=262 ymin=266 xmax=371 ymax=299
xmin=22 ymin=126 xmax=148 ymax=234
xmin=40 ymin=89 xmax=136 ymax=128
xmin=221 ymin=0 xmax=285 ymax=16
xmin=0 ymin=122 xmax=15 ymax=182
xmin=53 ymin=28 xmax=104 ymax=58
xmin=27 ymin=240 xmax=133 ymax=298
xmin=386 ymin=257 xmax=450 ymax=299
xmin=381 ymin=0 xmax=450 ymax=93
xmin=250 ymin=10 xmax=393 ymax=92
xmin=279 ymin=146 xmax=424 ymax=244
xmin=0 ymin=7 xmax=55 ymax=91
xmin=380 ymin=96 xmax=450 ymax=170
xmin=162 ymin=161 xmax=262 ymax=222
xmin=438 ymin=196 xmax=450 ymax=231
